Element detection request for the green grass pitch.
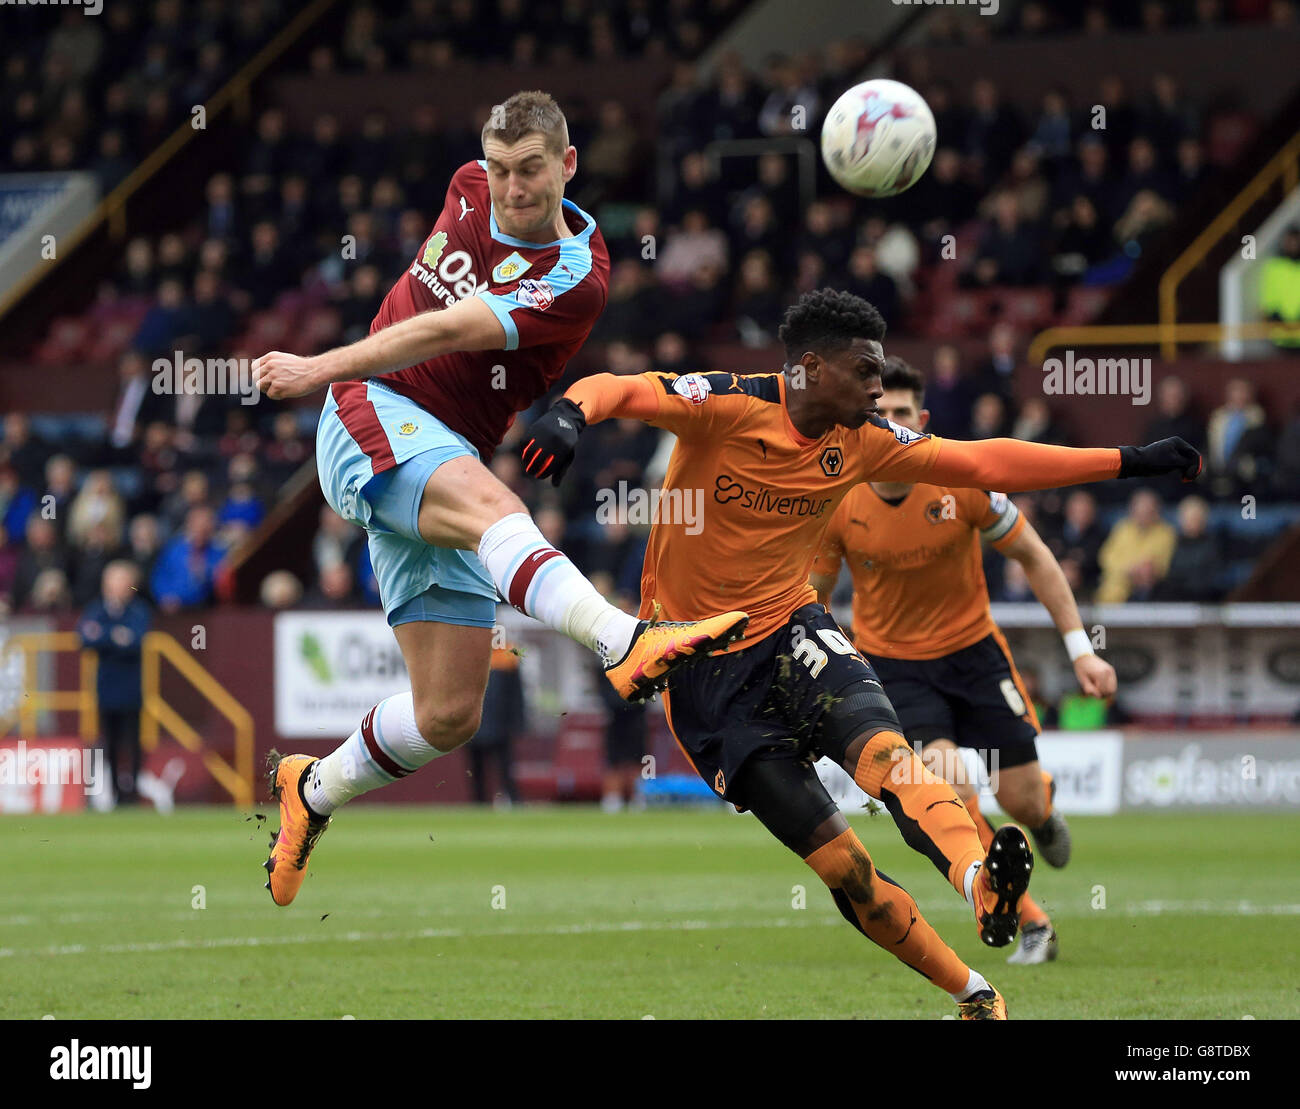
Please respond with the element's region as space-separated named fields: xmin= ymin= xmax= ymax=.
xmin=2 ymin=806 xmax=1296 ymax=1019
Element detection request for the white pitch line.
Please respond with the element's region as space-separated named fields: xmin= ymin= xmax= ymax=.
xmin=2 ymin=898 xmax=1298 ymax=931
xmin=1120 ymin=900 xmax=1300 ymax=916
xmin=0 ymin=916 xmax=830 ymax=959
xmin=4 ymin=901 xmax=1299 ymax=959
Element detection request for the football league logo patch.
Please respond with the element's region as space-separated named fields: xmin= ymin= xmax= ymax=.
xmin=492 ymin=251 xmax=532 ymax=283
xmin=672 ymin=373 xmax=713 ymax=405
xmin=887 ymin=419 xmax=925 ymax=446
xmin=516 ymin=278 xmax=554 ymax=310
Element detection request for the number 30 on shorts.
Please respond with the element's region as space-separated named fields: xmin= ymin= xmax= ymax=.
xmin=791 ymin=626 xmax=857 ymax=678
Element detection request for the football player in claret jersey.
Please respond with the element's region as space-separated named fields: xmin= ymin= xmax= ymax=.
xmin=811 ymin=357 xmax=1118 ymax=966
xmin=521 ymin=289 xmax=1200 ymax=1018
xmin=250 ymin=92 xmax=747 ymax=907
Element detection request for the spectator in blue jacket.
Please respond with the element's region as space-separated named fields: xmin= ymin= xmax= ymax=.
xmin=79 ymin=561 xmax=152 ymax=806
xmin=0 ymin=464 xmax=37 ymax=539
xmin=150 ymin=505 xmax=224 ymax=611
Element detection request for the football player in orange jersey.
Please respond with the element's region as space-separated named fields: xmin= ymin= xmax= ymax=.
xmin=811 ymin=356 xmax=1117 ymax=966
xmin=522 ymin=289 xmax=1199 ymax=1017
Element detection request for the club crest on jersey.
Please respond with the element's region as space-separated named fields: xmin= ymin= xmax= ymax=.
xmin=925 ymin=499 xmax=945 ymax=523
xmin=672 ymin=373 xmax=713 ymax=405
xmin=492 ymin=251 xmax=532 ymax=283
xmin=820 ymin=447 xmax=844 ymax=477
xmin=516 ymin=278 xmax=554 ymax=310
xmin=397 ymin=421 xmax=419 ymax=436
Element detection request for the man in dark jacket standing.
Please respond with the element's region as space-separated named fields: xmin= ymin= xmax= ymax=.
xmin=79 ymin=561 xmax=151 ymax=806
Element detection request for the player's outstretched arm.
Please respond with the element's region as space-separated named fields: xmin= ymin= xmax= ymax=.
xmin=252 ymin=296 xmax=507 ymax=399
xmin=998 ymin=519 xmax=1117 ymax=698
xmin=520 ymin=373 xmax=660 ymax=485
xmin=884 ymin=435 xmax=1201 ymax=491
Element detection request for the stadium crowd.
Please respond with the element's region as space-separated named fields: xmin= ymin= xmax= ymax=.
xmin=3 ymin=1 xmax=290 ymax=193
xmin=4 ymin=0 xmax=1299 ymax=632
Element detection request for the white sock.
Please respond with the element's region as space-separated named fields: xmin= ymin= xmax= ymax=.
xmin=950 ymin=968 xmax=992 ymax=1002
xmin=304 ymin=692 xmax=443 ymax=815
xmin=478 ymin=512 xmax=638 ymax=663
xmin=962 ymin=860 xmax=982 ymax=905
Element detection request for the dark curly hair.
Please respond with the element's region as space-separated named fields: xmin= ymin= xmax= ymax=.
xmin=777 ymin=288 xmax=886 ymax=364
xmin=880 ymin=355 xmax=925 ymax=405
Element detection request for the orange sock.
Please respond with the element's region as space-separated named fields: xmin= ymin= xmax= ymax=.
xmin=967 ymin=794 xmax=1050 ymax=930
xmin=805 ymin=828 xmax=972 ymax=995
xmin=851 ymin=730 xmax=983 ymax=899
xmin=1040 ymin=770 xmax=1055 ymax=822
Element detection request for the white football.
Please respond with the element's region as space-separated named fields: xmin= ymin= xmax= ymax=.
xmin=820 ymin=79 xmax=937 ymax=198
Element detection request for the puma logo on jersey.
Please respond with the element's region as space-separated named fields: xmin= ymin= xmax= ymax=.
xmin=458 ymin=196 xmax=475 ymax=220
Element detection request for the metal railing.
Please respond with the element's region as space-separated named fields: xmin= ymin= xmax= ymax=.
xmin=141 ymin=632 xmax=254 ymax=806
xmin=1157 ymin=128 xmax=1300 ymax=359
xmin=0 ymin=632 xmax=97 ymax=741
xmin=0 ymin=0 xmax=338 ymax=325
xmin=1 ymin=629 xmax=254 ymax=806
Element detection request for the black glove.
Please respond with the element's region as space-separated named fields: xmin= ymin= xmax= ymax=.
xmin=1117 ymin=437 xmax=1202 ymax=481
xmin=521 ymin=397 xmax=586 ymax=485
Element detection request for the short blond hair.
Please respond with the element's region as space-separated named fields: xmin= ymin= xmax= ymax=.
xmin=481 ymin=90 xmax=569 ymax=155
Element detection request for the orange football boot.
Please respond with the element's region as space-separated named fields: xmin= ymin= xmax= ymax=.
xmin=972 ymin=825 xmax=1034 ymax=947
xmin=604 ymin=609 xmax=748 ymax=702
xmin=263 ymin=752 xmax=330 ymax=906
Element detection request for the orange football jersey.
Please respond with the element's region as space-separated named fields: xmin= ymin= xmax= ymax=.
xmin=618 ymin=371 xmax=940 ymax=650
xmin=813 ymin=482 xmax=1025 ymax=660
xmin=563 ymin=369 xmax=1119 ymax=654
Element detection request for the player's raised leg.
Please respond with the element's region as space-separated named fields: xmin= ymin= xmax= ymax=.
xmin=735 ymin=756 xmax=1007 ymax=1019
xmin=266 ymin=438 xmax=744 ymax=905
xmin=418 ymin=454 xmax=747 ymax=699
xmin=924 ymin=739 xmax=1057 ymax=964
